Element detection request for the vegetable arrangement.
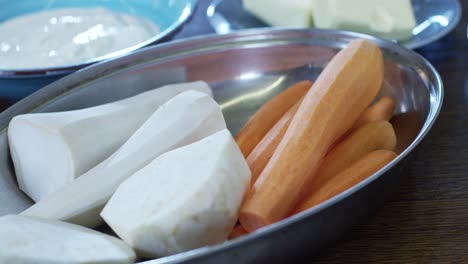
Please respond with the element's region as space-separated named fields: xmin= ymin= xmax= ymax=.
xmin=8 ymin=81 xmax=212 ymax=202
xmin=1 ymin=39 xmax=401 ymax=263
xmin=22 ymin=90 xmax=227 ymax=228
xmin=239 ymin=39 xmax=386 ymax=231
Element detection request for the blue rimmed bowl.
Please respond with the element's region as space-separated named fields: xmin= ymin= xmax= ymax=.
xmin=0 ymin=0 xmax=196 ymax=101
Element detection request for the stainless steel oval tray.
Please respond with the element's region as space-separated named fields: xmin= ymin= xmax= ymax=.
xmin=0 ymin=29 xmax=443 ymax=263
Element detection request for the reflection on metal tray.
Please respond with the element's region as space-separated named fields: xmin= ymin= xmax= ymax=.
xmin=0 ymin=29 xmax=442 ymax=263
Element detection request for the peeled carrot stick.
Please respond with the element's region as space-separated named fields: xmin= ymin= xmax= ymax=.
xmin=229 ymin=225 xmax=248 ymax=239
xmin=352 ymin=97 xmax=396 ymax=131
xmin=294 ymin=150 xmax=397 ymax=213
xmin=246 ymin=97 xmax=303 ymax=185
xmin=305 ymin=120 xmax=396 ymax=195
xmin=235 ymin=80 xmax=312 ymax=157
xmin=247 ymin=96 xmax=393 ymax=186
xmin=239 ymin=39 xmax=384 ymax=232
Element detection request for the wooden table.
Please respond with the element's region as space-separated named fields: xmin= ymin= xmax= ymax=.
xmin=174 ymin=1 xmax=468 ymax=262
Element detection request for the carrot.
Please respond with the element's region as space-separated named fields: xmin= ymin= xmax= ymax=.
xmin=330 ymin=97 xmax=396 ymax=148
xmin=229 ymin=225 xmax=248 ymax=239
xmin=294 ymin=150 xmax=397 ymax=213
xmin=235 ymin=80 xmax=312 ymax=157
xmin=239 ymin=39 xmax=384 ymax=232
xmin=352 ymin=97 xmax=396 ymax=131
xmin=247 ymin=96 xmax=393 ymax=187
xmin=304 ymin=120 xmax=396 ymax=196
xmin=246 ymin=97 xmax=303 ymax=185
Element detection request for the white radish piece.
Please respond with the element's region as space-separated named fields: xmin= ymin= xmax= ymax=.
xmin=101 ymin=129 xmax=251 ymax=258
xmin=0 ymin=214 xmax=135 ymax=264
xmin=8 ymin=81 xmax=212 ymax=202
xmin=22 ymin=90 xmax=226 ymax=228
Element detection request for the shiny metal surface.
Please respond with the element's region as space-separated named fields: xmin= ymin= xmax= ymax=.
xmin=207 ymin=0 xmax=461 ymax=50
xmin=0 ymin=29 xmax=442 ymax=263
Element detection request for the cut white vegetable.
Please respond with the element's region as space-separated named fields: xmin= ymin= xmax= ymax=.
xmin=22 ymin=90 xmax=226 ymax=228
xmin=0 ymin=214 xmax=135 ymax=264
xmin=101 ymin=129 xmax=251 ymax=257
xmin=8 ymin=81 xmax=212 ymax=202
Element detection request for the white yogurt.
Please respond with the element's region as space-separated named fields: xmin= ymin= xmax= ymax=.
xmin=0 ymin=7 xmax=160 ymax=70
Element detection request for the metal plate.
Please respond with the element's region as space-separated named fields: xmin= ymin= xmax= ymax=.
xmin=0 ymin=0 xmax=197 ymax=101
xmin=206 ymin=0 xmax=462 ymax=50
xmin=0 ymin=0 xmax=197 ymax=77
xmin=0 ymin=29 xmax=443 ymax=263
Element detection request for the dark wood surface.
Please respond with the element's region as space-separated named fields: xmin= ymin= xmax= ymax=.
xmin=175 ymin=1 xmax=468 ymax=263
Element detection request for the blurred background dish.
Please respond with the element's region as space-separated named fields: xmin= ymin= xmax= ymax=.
xmin=207 ymin=0 xmax=461 ymax=50
xmin=0 ymin=0 xmax=196 ymax=101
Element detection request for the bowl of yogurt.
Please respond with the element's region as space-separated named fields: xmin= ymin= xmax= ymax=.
xmin=0 ymin=0 xmax=196 ymax=101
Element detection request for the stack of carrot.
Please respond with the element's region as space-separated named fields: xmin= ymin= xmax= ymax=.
xmin=232 ymin=39 xmax=398 ymax=237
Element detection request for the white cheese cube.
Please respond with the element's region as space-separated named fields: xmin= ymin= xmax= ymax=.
xmin=312 ymin=0 xmax=416 ymax=40
xmin=374 ymin=0 xmax=417 ymax=40
xmin=243 ymin=0 xmax=313 ymax=27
